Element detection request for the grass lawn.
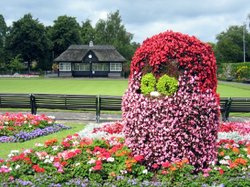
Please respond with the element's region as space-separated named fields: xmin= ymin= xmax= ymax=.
xmin=0 ymin=78 xmax=128 ymax=96
xmin=0 ymin=78 xmax=250 ymax=97
xmin=0 ymin=122 xmax=84 ymax=159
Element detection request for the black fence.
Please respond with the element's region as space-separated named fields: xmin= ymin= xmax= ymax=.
xmin=0 ymin=93 xmax=249 ymax=122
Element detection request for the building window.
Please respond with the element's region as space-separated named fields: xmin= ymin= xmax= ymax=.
xmin=110 ymin=63 xmax=122 ymax=72
xmin=59 ymin=62 xmax=71 ymax=71
xmin=72 ymin=63 xmax=90 ymax=71
xmin=92 ymin=63 xmax=109 ymax=71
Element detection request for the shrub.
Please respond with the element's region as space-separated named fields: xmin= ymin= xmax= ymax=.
xmin=235 ymin=65 xmax=250 ymax=81
xmin=218 ymin=62 xmax=250 ymax=81
xmin=156 ymin=74 xmax=178 ymax=96
xmin=141 ymin=73 xmax=156 ymax=95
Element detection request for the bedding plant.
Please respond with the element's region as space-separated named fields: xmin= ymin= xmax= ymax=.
xmin=0 ymin=31 xmax=249 ymax=186
xmin=0 ymin=121 xmax=249 ymax=186
xmin=0 ymin=113 xmax=70 ymax=142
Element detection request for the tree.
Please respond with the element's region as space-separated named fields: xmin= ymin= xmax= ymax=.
xmin=80 ymin=19 xmax=95 ymax=44
xmin=0 ymin=14 xmax=8 ymax=71
xmin=6 ymin=14 xmax=50 ymax=72
xmin=215 ymin=25 xmax=250 ymax=63
xmin=94 ymin=10 xmax=138 ymax=61
xmin=48 ymin=15 xmax=81 ymax=58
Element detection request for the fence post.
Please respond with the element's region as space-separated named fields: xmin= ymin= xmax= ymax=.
xmin=96 ymin=95 xmax=100 ymax=123
xmin=30 ymin=94 xmax=37 ymax=115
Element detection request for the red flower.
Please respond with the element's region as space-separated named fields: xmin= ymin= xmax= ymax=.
xmin=134 ymin=155 xmax=144 ymax=162
xmin=152 ymin=163 xmax=159 ymax=169
xmin=93 ymin=160 xmax=102 ymax=171
xmin=161 ymin=170 xmax=168 ymax=175
xmin=32 ymin=165 xmax=45 ymax=173
xmin=219 ymin=168 xmax=224 ymax=175
xmin=162 ymin=161 xmax=171 ymax=168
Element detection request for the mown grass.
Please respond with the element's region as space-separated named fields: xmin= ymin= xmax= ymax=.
xmin=0 ymin=78 xmax=128 ymax=96
xmin=217 ymin=81 xmax=250 ymax=97
xmin=0 ymin=78 xmax=249 ymax=97
xmin=0 ymin=122 xmax=85 ymax=159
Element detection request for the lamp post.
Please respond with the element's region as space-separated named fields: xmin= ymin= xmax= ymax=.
xmin=243 ymin=22 xmax=246 ymax=62
xmin=243 ymin=15 xmax=250 ymax=62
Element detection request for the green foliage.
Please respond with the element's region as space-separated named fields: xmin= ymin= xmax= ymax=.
xmin=94 ymin=10 xmax=138 ymax=61
xmin=218 ymin=62 xmax=250 ymax=81
xmin=6 ymin=14 xmax=50 ymax=72
xmin=8 ymin=54 xmax=25 ymax=73
xmin=215 ymin=25 xmax=250 ymax=63
xmin=141 ymin=73 xmax=156 ymax=95
xmin=235 ymin=65 xmax=250 ymax=80
xmin=156 ymin=74 xmax=178 ymax=96
xmin=80 ymin=19 xmax=95 ymax=44
xmin=48 ymin=15 xmax=81 ymax=57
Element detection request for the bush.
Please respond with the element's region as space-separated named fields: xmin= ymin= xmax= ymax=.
xmin=218 ymin=62 xmax=250 ymax=81
xmin=141 ymin=73 xmax=156 ymax=95
xmin=156 ymin=74 xmax=178 ymax=96
xmin=235 ymin=65 xmax=250 ymax=81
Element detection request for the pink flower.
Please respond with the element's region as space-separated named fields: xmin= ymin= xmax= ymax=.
xmin=152 ymin=163 xmax=159 ymax=169
xmin=134 ymin=155 xmax=144 ymax=162
xmin=162 ymin=161 xmax=171 ymax=168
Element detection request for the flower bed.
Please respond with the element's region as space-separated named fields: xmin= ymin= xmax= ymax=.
xmin=0 ymin=121 xmax=249 ymax=186
xmin=0 ymin=113 xmax=71 ymax=142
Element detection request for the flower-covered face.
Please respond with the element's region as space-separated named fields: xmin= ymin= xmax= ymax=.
xmin=130 ymin=31 xmax=217 ymax=94
xmin=122 ymin=31 xmax=220 ymax=171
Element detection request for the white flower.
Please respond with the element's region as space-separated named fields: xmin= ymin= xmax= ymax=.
xmin=35 ymin=143 xmax=44 ymax=147
xmin=29 ymin=125 xmax=32 ymax=128
xmin=107 ymin=157 xmax=115 ymax=162
xmin=209 ymin=161 xmax=216 ymax=166
xmin=75 ymin=163 xmax=80 ymax=167
xmin=10 ymin=150 xmax=19 ymax=154
xmin=150 ymin=91 xmax=161 ymax=97
xmin=52 ymin=146 xmax=59 ymax=151
xmin=72 ymin=141 xmax=79 ymax=146
xmin=142 ymin=169 xmax=148 ymax=174
xmin=48 ymin=116 xmax=55 ymax=120
xmin=120 ymin=170 xmax=127 ymax=174
xmin=23 ymin=149 xmax=32 ymax=155
xmin=4 ymin=122 xmax=9 ymax=125
xmin=44 ymin=159 xmax=52 ymax=163
xmin=15 ymin=165 xmax=20 ymax=170
xmin=224 ymin=155 xmax=230 ymax=160
xmin=219 ymin=159 xmax=229 ymax=165
xmin=87 ymin=158 xmax=96 ymax=164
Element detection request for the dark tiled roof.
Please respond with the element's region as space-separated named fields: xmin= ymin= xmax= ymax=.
xmin=54 ymin=45 xmax=126 ymax=62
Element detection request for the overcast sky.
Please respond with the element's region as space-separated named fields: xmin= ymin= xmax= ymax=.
xmin=1 ymin=0 xmax=249 ymax=44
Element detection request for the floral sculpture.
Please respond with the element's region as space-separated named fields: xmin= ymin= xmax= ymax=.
xmin=122 ymin=31 xmax=220 ymax=171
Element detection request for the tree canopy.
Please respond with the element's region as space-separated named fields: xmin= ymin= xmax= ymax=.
xmin=6 ymin=14 xmax=50 ymax=72
xmin=48 ymin=15 xmax=81 ymax=58
xmin=215 ymin=25 xmax=250 ymax=63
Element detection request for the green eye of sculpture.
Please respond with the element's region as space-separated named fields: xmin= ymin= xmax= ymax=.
xmin=156 ymin=74 xmax=178 ymax=96
xmin=141 ymin=73 xmax=156 ymax=95
xmin=141 ymin=73 xmax=178 ymax=96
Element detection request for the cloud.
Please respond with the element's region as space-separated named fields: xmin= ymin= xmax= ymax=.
xmin=0 ymin=0 xmax=249 ymax=43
